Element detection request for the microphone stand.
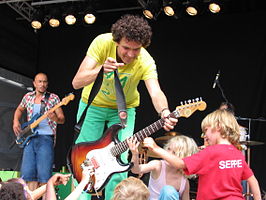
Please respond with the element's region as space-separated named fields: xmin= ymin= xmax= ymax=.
xmin=216 ymin=79 xmax=229 ymax=103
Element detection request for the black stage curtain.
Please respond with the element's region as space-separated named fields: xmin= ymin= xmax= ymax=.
xmin=0 ymin=6 xmax=265 ymax=191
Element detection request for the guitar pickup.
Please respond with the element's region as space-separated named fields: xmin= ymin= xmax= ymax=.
xmin=90 ymin=157 xmax=99 ymax=169
xmin=82 ymin=158 xmax=99 ymax=169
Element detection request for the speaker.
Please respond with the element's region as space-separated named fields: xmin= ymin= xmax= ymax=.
xmin=0 ymin=67 xmax=32 ymax=170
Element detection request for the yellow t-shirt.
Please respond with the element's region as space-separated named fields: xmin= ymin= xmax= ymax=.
xmin=81 ymin=33 xmax=158 ymax=108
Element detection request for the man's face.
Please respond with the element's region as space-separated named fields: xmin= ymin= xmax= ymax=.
xmin=116 ymin=37 xmax=142 ymax=64
xmin=33 ymin=73 xmax=48 ymax=94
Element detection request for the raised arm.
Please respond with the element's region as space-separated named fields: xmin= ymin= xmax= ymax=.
xmin=72 ymin=56 xmax=124 ymax=89
xmin=127 ymin=137 xmax=162 ymax=175
xmin=65 ymin=167 xmax=94 ymax=200
xmin=44 ymin=173 xmax=71 ymax=200
xmin=72 ymin=56 xmax=100 ymax=89
xmin=143 ymin=137 xmax=186 ymax=169
xmin=144 ymin=78 xmax=177 ymax=131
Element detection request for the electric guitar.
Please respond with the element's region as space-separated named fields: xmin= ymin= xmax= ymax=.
xmin=68 ymin=98 xmax=207 ymax=194
xmin=15 ymin=93 xmax=75 ymax=148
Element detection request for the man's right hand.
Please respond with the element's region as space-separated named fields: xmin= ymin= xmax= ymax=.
xmin=13 ymin=120 xmax=21 ymax=136
xmin=103 ymin=57 xmax=124 ymax=73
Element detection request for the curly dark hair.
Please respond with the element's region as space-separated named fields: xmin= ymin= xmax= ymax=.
xmin=111 ymin=14 xmax=152 ymax=48
xmin=0 ymin=182 xmax=26 ymax=200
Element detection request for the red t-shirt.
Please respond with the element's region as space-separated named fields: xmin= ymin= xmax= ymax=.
xmin=183 ymin=144 xmax=253 ymax=200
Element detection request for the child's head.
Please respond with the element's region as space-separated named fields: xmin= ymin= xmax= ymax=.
xmin=112 ymin=176 xmax=149 ymax=200
xmin=0 ymin=181 xmax=26 ymax=200
xmin=201 ymin=109 xmax=240 ymax=146
xmin=7 ymin=178 xmax=30 ymax=200
xmin=164 ymin=135 xmax=199 ymax=158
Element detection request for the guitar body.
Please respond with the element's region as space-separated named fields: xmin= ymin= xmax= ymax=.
xmin=16 ymin=113 xmax=40 ymax=148
xmin=69 ymin=123 xmax=133 ymax=193
xmin=68 ymin=98 xmax=207 ymax=193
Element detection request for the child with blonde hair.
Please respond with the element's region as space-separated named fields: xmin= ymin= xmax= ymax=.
xmin=112 ymin=176 xmax=149 ymax=200
xmin=142 ymin=109 xmax=262 ymax=200
xmin=127 ymin=134 xmax=198 ymax=200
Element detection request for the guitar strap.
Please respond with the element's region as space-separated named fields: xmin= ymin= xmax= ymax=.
xmin=74 ymin=67 xmax=104 ymax=135
xmin=74 ymin=67 xmax=127 ymax=135
xmin=114 ymin=69 xmax=127 ymax=128
xmin=40 ymin=92 xmax=50 ymax=115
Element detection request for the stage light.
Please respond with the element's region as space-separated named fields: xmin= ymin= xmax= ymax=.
xmin=184 ymin=0 xmax=202 ymax=16
xmin=48 ymin=8 xmax=60 ymax=27
xmin=208 ymin=0 xmax=222 ymax=14
xmin=64 ymin=7 xmax=77 ymax=25
xmin=186 ymin=6 xmax=197 ymax=16
xmin=143 ymin=0 xmax=162 ymax=20
xmin=65 ymin=14 xmax=76 ymax=25
xmin=143 ymin=9 xmax=154 ymax=19
xmin=163 ymin=0 xmax=175 ymax=16
xmin=84 ymin=13 xmax=96 ymax=24
xmin=31 ymin=19 xmax=42 ymax=30
xmin=164 ymin=6 xmax=174 ymax=16
xmin=209 ymin=3 xmax=220 ymax=13
xmin=49 ymin=18 xmax=60 ymax=27
xmin=83 ymin=6 xmax=96 ymax=24
xmin=31 ymin=10 xmax=43 ymax=30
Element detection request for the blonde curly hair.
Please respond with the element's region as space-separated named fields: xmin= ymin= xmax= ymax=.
xmin=163 ymin=135 xmax=199 ymax=178
xmin=201 ymin=109 xmax=240 ymax=148
xmin=112 ymin=176 xmax=149 ymax=200
xmin=164 ymin=135 xmax=199 ymax=159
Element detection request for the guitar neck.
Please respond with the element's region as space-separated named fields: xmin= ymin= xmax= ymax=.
xmin=30 ymin=102 xmax=63 ymax=129
xmin=111 ymin=111 xmax=179 ymax=157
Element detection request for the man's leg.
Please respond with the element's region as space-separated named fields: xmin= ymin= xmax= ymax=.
xmin=104 ymin=108 xmax=136 ymax=200
xmin=36 ymin=135 xmax=54 ymax=199
xmin=21 ymin=138 xmax=38 ymax=190
xmin=74 ymin=103 xmax=107 ymax=200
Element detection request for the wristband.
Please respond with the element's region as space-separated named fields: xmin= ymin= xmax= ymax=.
xmin=158 ymin=108 xmax=169 ymax=117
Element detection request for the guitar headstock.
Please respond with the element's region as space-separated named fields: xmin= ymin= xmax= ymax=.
xmin=61 ymin=93 xmax=75 ymax=105
xmin=175 ymin=98 xmax=207 ymax=118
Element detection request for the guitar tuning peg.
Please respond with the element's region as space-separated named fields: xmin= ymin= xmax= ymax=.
xmin=195 ymin=97 xmax=199 ymax=101
xmin=200 ymin=97 xmax=202 ymax=101
xmin=188 ymin=99 xmax=191 ymax=104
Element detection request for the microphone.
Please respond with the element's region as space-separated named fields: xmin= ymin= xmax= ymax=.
xmin=212 ymin=70 xmax=220 ymax=89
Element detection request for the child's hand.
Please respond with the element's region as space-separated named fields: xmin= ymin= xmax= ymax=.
xmin=81 ymin=166 xmax=94 ymax=183
xmin=48 ymin=173 xmax=71 ymax=186
xmin=127 ymin=137 xmax=139 ymax=155
xmin=143 ymin=137 xmax=159 ymax=152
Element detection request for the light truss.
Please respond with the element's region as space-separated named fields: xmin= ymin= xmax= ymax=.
xmin=2 ymin=0 xmax=36 ymax=22
xmin=0 ymin=0 xmax=142 ymax=23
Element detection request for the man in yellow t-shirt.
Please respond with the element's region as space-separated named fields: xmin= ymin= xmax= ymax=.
xmin=72 ymin=14 xmax=178 ymax=200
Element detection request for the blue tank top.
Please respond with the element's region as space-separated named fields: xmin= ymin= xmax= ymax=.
xmin=33 ymin=104 xmax=53 ymax=135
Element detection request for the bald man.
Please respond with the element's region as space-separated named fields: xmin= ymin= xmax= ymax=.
xmin=13 ymin=73 xmax=65 ymax=192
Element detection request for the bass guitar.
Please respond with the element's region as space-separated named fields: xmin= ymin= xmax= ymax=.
xmin=15 ymin=93 xmax=75 ymax=148
xmin=68 ymin=98 xmax=207 ymax=194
